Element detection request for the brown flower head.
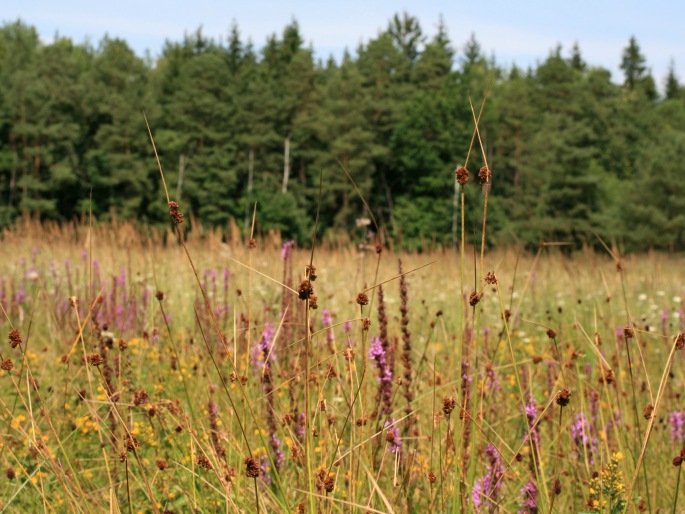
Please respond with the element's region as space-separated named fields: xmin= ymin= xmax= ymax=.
xmin=156 ymin=459 xmax=168 ymax=471
xmin=427 ymin=471 xmax=437 ymax=483
xmin=675 ymin=332 xmax=685 ymax=350
xmin=124 ymin=433 xmax=140 ymax=452
xmin=7 ymin=467 xmax=15 ymax=480
xmin=244 ymin=457 xmax=259 ymax=478
xmin=442 ymin=396 xmax=457 ymax=416
xmin=88 ymin=353 xmax=105 ymax=367
xmin=623 ymin=326 xmax=634 ymax=339
xmin=1 ymin=359 xmax=13 ymax=371
xmin=323 ymin=475 xmax=334 ymax=493
xmin=197 ymin=455 xmax=212 ymax=471
xmin=455 ymin=166 xmax=469 ymax=186
xmin=674 ymin=455 xmax=683 ymax=467
xmin=478 ymin=165 xmax=491 ymax=186
xmin=643 ymin=404 xmax=654 ymax=420
xmin=168 ymin=201 xmax=184 ymax=224
xmin=555 ymin=389 xmax=572 ymax=407
xmin=8 ymin=329 xmax=22 ymax=349
xmin=298 ymin=280 xmax=314 ymax=301
xmin=248 ymin=238 xmax=256 ymax=249
xmin=356 ymin=292 xmax=369 ymax=306
xmin=468 ymin=291 xmax=483 ymax=307
xmin=484 ymin=271 xmax=497 ymax=285
xmin=306 ymin=264 xmax=317 ymax=281
xmin=362 ymin=317 xmax=371 ymax=331
xmin=546 ymin=328 xmax=557 ymax=339
xmin=155 ymin=291 xmax=164 ymax=301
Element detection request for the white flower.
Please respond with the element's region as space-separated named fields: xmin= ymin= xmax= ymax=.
xmin=656 ymin=290 xmax=665 ymax=297
xmin=673 ymin=296 xmax=682 ymax=304
xmin=638 ymin=294 xmax=647 ymax=301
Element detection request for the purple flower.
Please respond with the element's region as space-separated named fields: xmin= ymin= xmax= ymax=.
xmin=518 ymin=478 xmax=538 ymax=513
xmin=570 ymin=413 xmax=598 ymax=464
xmin=472 ymin=444 xmax=504 ymax=511
xmin=523 ymin=395 xmax=540 ymax=448
xmin=281 ymin=240 xmax=295 ymax=261
xmin=251 ymin=323 xmax=276 ymax=368
xmin=369 ymin=337 xmax=392 ymax=385
xmin=669 ymin=411 xmax=685 ymax=443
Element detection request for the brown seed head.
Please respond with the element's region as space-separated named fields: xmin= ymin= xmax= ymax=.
xmin=1 ymin=359 xmax=13 ymax=371
xmin=7 ymin=467 xmax=15 ymax=480
xmin=356 ymin=292 xmax=369 ymax=306
xmin=306 ymin=264 xmax=317 ymax=281
xmin=546 ymin=328 xmax=557 ymax=339
xmin=386 ymin=430 xmax=395 ymax=444
xmin=323 ymin=475 xmax=334 ymax=493
xmin=442 ymin=396 xmax=457 ymax=416
xmin=455 ymin=166 xmax=469 ymax=185
xmin=468 ymin=291 xmax=482 ymax=307
xmin=427 ymin=471 xmax=437 ymax=483
xmin=156 ymin=459 xmax=168 ymax=471
xmin=155 ymin=291 xmax=164 ymax=301
xmin=675 ymin=332 xmax=685 ymax=350
xmin=8 ymin=329 xmax=22 ymax=348
xmin=555 ymin=389 xmax=572 ymax=407
xmin=168 ymin=201 xmax=184 ymax=224
xmin=376 ymin=243 xmax=383 ymax=254
xmin=484 ymin=271 xmax=497 ymax=285
xmin=298 ymin=280 xmax=314 ymax=301
xmin=197 ymin=455 xmax=213 ymax=471
xmin=643 ymin=404 xmax=654 ymax=420
xmin=623 ymin=326 xmax=634 ymax=339
xmin=674 ymin=456 xmax=683 ymax=467
xmin=355 ymin=417 xmax=368 ymax=427
xmin=124 ymin=433 xmax=140 ymax=452
xmin=88 ymin=353 xmax=105 ymax=367
xmin=362 ymin=318 xmax=371 ymax=331
xmin=478 ymin=165 xmax=491 ymax=186
xmin=244 ymin=457 xmax=259 ymax=478
xmin=248 ymin=238 xmax=256 ymax=249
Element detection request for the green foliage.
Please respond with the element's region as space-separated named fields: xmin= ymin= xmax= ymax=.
xmin=0 ymin=20 xmax=682 ymax=249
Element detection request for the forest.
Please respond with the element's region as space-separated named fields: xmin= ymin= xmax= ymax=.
xmin=1 ymin=14 xmax=684 ymax=250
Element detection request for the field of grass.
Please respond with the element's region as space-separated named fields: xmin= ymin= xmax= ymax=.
xmin=0 ymin=215 xmax=684 ymax=513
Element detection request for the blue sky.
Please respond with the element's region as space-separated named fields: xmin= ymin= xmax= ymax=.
xmin=4 ymin=1 xmax=683 ymax=87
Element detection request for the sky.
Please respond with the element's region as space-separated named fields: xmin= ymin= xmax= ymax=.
xmin=4 ymin=0 xmax=684 ymax=87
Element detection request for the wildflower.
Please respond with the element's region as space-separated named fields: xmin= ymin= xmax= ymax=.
xmin=281 ymin=240 xmax=295 ymax=261
xmin=472 ymin=445 xmax=504 ymax=512
xmin=8 ymin=329 xmax=22 ymax=348
xmin=427 ymin=471 xmax=437 ymax=483
xmin=571 ymin=413 xmax=598 ymax=464
xmin=155 ymin=291 xmax=164 ymax=301
xmin=1 ymin=359 xmax=13 ymax=371
xmin=356 ymin=292 xmax=369 ymax=306
xmin=546 ymin=328 xmax=557 ymax=339
xmin=669 ymin=411 xmax=685 ymax=442
xmin=156 ymin=459 xmax=168 ymax=471
xmin=674 ymin=456 xmax=683 ymax=467
xmin=518 ymin=478 xmax=538 ymax=513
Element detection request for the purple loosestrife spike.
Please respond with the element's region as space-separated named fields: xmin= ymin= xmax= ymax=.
xmin=669 ymin=411 xmax=685 ymax=443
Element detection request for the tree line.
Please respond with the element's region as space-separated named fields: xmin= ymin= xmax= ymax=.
xmin=1 ymin=15 xmax=684 ymax=250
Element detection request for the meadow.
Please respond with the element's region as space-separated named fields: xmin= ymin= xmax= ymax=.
xmin=0 ymin=213 xmax=684 ymax=513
